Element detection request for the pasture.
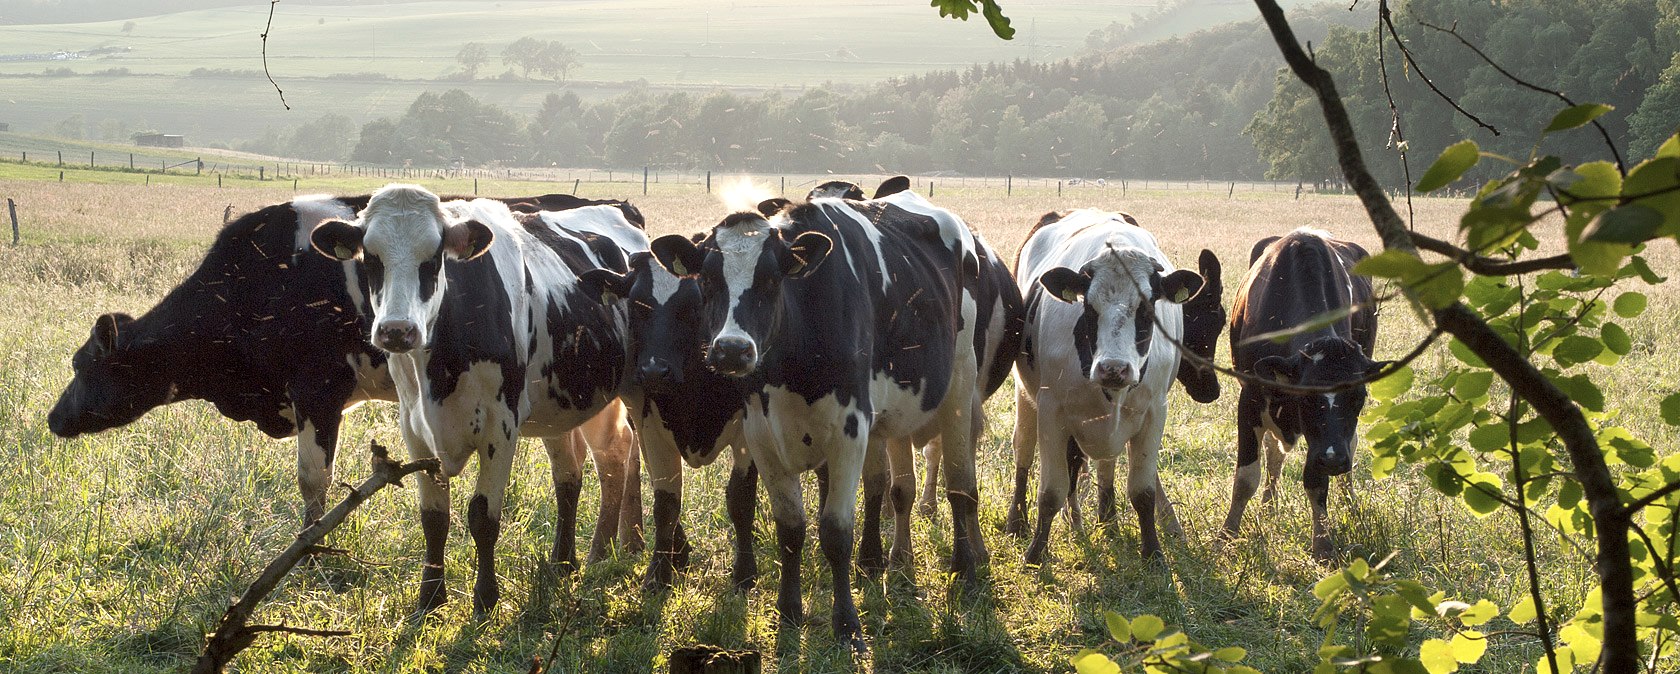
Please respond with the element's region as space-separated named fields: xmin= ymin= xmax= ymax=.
xmin=0 ymin=176 xmax=1673 ymax=672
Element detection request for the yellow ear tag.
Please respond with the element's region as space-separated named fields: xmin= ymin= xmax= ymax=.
xmin=1060 ymin=289 xmax=1080 ymax=303
xmin=335 ymin=244 xmax=353 ymax=259
xmin=672 ymin=259 xmax=688 ymax=276
xmin=1174 ymin=287 xmax=1190 ymax=302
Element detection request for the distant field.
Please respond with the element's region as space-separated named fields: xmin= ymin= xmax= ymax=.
xmin=1 ymin=171 xmax=1673 ymax=672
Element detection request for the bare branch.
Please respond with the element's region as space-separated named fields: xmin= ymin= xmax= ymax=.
xmin=1409 ymin=232 xmax=1575 ymax=275
xmin=192 ymin=442 xmax=439 ymax=674
xmin=1376 ymin=0 xmax=1417 ymax=228
xmin=1380 ymin=4 xmax=1498 ymax=136
xmin=260 ymin=1 xmax=290 ymax=110
xmin=1417 ymin=19 xmax=1625 ymax=174
xmin=1621 ymin=478 xmax=1680 ymax=518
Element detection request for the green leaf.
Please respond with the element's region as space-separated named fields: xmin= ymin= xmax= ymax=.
xmin=1457 ymin=599 xmax=1500 ymax=626
xmin=930 ymin=0 xmax=1015 ymax=39
xmin=1129 ymin=614 xmax=1164 ymax=642
xmin=1509 ymin=596 xmax=1538 ymax=624
xmin=1659 ymin=133 xmax=1680 ymax=159
xmin=1071 ymin=649 xmax=1121 ymax=674
xmin=1662 ymin=393 xmax=1680 ymax=426
xmin=1468 ymin=423 xmax=1509 ymax=453
xmin=1417 ymin=140 xmax=1481 ymax=192
xmin=1623 ymin=157 xmax=1680 ymax=235
xmin=1613 ymin=291 xmax=1648 ymax=318
xmin=1621 ymin=255 xmax=1666 ymax=284
xmin=1583 ymin=204 xmax=1664 ymax=244
xmin=1369 ymin=364 xmax=1414 ymax=401
xmin=1419 ymin=638 xmax=1460 ymax=673
xmin=1103 ymin=610 xmax=1130 ymax=642
xmin=1453 ymin=371 xmax=1493 ymax=400
xmin=1448 ymin=339 xmax=1487 ymax=367
xmin=1600 ymin=322 xmax=1631 ymax=356
xmin=1213 ymin=646 xmax=1247 ymax=662
xmin=1449 ymin=630 xmax=1488 ymax=663
xmin=1461 ymin=473 xmax=1505 ymax=517
xmin=1551 ymin=335 xmax=1604 ymax=368
xmin=1543 ymin=103 xmax=1613 ymax=133
xmin=1553 ymin=374 xmax=1605 ymax=412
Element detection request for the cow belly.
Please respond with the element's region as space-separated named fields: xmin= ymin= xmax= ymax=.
xmin=868 ymin=372 xmax=941 ymax=441
xmin=747 ymin=385 xmax=866 ymax=474
xmin=400 ymin=359 xmax=520 ymax=477
xmin=1048 ymin=382 xmax=1163 ymax=461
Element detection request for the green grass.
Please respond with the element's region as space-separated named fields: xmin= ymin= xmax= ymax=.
xmin=0 ymin=174 xmax=1673 ymax=672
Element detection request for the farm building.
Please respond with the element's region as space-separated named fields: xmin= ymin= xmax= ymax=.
xmin=134 ymin=133 xmax=185 ymax=148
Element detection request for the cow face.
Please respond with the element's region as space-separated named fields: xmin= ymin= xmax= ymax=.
xmin=310 ymin=185 xmax=493 ymax=354
xmin=1040 ymin=245 xmax=1203 ymax=392
xmin=49 ymin=313 xmax=172 ymax=437
xmin=650 ymin=213 xmax=833 ymax=378
xmin=1176 ymin=249 xmax=1226 ymax=403
xmin=1252 ymin=336 xmax=1388 ymax=477
xmin=580 ymin=252 xmax=702 ymax=393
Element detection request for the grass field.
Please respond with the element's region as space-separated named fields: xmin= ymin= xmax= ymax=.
xmin=0 ymin=174 xmax=1673 ymax=672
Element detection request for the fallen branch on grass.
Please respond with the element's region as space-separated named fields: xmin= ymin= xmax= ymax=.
xmin=192 ymin=441 xmax=439 ymax=674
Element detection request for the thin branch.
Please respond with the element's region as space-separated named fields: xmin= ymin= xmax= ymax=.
xmin=1376 ymin=0 xmax=1416 ymax=229
xmin=1621 ymin=479 xmax=1680 ymax=517
xmin=192 ymin=442 xmax=439 ymax=674
xmin=1380 ymin=7 xmax=1498 ymax=136
xmin=245 ymin=624 xmax=353 ymax=638
xmin=1409 ymin=232 xmax=1575 ymax=275
xmin=1628 ymin=524 xmax=1680 ymax=610
xmin=1416 ymin=19 xmax=1624 ymax=174
xmin=260 ymin=0 xmax=290 ymax=110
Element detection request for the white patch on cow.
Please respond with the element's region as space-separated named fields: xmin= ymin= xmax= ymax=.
xmin=873 ymin=189 xmax=977 ymax=267
xmin=291 ymin=194 xmax=354 ymax=254
xmin=1080 ymin=244 xmax=1159 ymax=382
xmin=537 ymin=205 xmax=650 ymax=265
xmin=746 ymin=384 xmax=867 ymax=475
xmin=713 ymin=217 xmax=773 ymax=348
xmin=344 ymin=353 xmax=397 ymax=405
xmin=820 ymin=202 xmax=891 ymax=292
xmin=1323 ymin=393 xmax=1338 ymax=410
xmin=650 ymin=261 xmax=681 ymax=305
xmin=398 ymin=355 xmax=511 ymax=478
xmin=1293 ymin=226 xmax=1334 ymax=240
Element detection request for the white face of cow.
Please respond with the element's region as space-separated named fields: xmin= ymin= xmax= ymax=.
xmin=1041 ymin=245 xmax=1203 ymax=392
xmin=309 ymin=184 xmax=494 ymax=353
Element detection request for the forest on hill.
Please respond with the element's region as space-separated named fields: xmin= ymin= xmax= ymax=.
xmin=233 ymin=0 xmax=1678 ymax=183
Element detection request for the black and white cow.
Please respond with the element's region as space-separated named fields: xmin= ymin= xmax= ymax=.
xmin=578 ymin=248 xmax=759 ymax=592
xmin=1222 ymin=228 xmax=1384 ymax=560
xmin=308 ymin=184 xmax=643 ymax=615
xmin=47 ymin=193 xmax=645 ymax=567
xmin=1010 ymin=209 xmax=1222 ymax=562
xmin=650 ymin=184 xmax=991 ymax=651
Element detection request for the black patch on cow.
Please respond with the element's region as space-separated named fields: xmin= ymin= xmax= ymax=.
xmin=416 ymin=243 xmax=444 ymax=302
xmin=1072 ymin=303 xmax=1099 ymax=377
xmin=802 ymin=433 xmax=813 ymax=446
xmin=844 ymin=413 xmax=859 ymax=439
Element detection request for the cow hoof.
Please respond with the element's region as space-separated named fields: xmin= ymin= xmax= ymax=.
xmin=916 ymin=499 xmax=939 ymax=519
xmin=776 ymin=600 xmax=804 ymax=631
xmin=832 ymin=611 xmax=866 ymax=655
xmin=472 ymin=578 xmax=500 ymax=616
xmin=1003 ymin=512 xmax=1028 ymax=538
xmin=549 ymin=552 xmax=578 ymax=576
xmin=1311 ymin=539 xmax=1337 ymax=564
xmin=731 ymin=555 xmax=759 ymax=592
xmin=412 ymin=582 xmax=447 ymax=620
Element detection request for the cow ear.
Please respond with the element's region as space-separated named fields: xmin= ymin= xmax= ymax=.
xmin=443 ymin=219 xmax=495 ymax=260
xmin=1040 ymin=267 xmax=1091 ymax=303
xmin=651 ymin=234 xmax=704 ymax=277
xmin=91 ymin=312 xmax=130 ymax=355
xmin=757 ymin=198 xmax=793 ymax=216
xmin=873 ymin=175 xmax=911 ymax=198
xmin=782 ymin=231 xmax=833 ymax=279
xmin=1197 ymin=249 xmax=1222 ymax=289
xmin=1155 ymin=269 xmax=1205 ymax=304
xmin=577 ymin=268 xmax=632 ymax=305
xmin=1253 ymin=355 xmax=1299 ymax=385
xmin=310 ymin=219 xmax=363 ymax=261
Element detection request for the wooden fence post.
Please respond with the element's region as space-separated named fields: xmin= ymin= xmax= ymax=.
xmin=573 ymin=178 xmax=580 ymax=194
xmin=643 ymin=166 xmax=649 ymax=196
xmin=8 ymin=198 xmax=19 ymax=246
xmin=224 ymin=205 xmax=233 ymax=224
xmin=706 ymin=170 xmax=712 ymax=193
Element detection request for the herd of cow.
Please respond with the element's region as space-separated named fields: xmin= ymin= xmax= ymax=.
xmin=44 ymin=177 xmax=1385 ymax=652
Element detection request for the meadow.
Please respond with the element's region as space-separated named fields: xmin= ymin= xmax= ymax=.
xmin=0 ymin=174 xmax=1674 ymax=673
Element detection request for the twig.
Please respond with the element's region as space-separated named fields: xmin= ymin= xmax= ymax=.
xmin=192 ymin=442 xmax=439 ymax=674
xmin=1409 ymin=232 xmax=1574 ymax=275
xmin=1620 ymin=478 xmax=1680 ymax=518
xmin=1379 ymin=6 xmax=1498 ymax=136
xmin=1417 ymin=19 xmax=1624 ymax=174
xmin=1375 ymin=1 xmax=1416 ymax=228
xmin=260 ymin=1 xmax=290 ymax=110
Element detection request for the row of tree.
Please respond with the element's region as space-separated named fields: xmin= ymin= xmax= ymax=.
xmin=253 ymin=1 xmax=1677 ymax=184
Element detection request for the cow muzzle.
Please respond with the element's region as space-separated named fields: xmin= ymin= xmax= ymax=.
xmin=1311 ymin=444 xmax=1354 ymax=476
xmin=375 ymin=319 xmax=421 ymax=353
xmin=708 ymin=336 xmax=757 ymax=377
xmin=1092 ymin=359 xmax=1139 ymax=391
xmin=636 ymin=358 xmax=682 ymax=390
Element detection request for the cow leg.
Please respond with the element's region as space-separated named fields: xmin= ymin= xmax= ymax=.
xmin=407 ymin=421 xmax=451 ymax=617
xmin=760 ymin=460 xmax=807 ymax=631
xmin=886 ymin=436 xmax=917 ymax=577
xmin=295 ymin=415 xmax=337 ymax=527
xmin=1260 ymin=432 xmax=1286 ymax=504
xmin=1154 ymin=473 xmax=1184 ymax=538
xmin=916 ymin=436 xmax=942 ymax=518
xmin=858 ymin=437 xmax=889 ymax=579
xmin=938 ymin=395 xmax=983 ymax=582
xmin=640 ymin=426 xmax=685 ymax=591
xmin=1305 ymin=468 xmax=1334 ymax=561
xmin=1004 ymin=385 xmax=1038 ymax=537
xmin=1024 ymin=432 xmax=1073 ymax=566
xmin=1128 ymin=412 xmax=1168 ymax=560
xmin=1220 ymin=390 xmax=1267 ymax=540
xmin=469 ymin=432 xmax=517 ymax=616
xmin=619 ymin=432 xmax=645 ymax=554
xmin=965 ymin=398 xmax=991 ymax=562
xmin=1095 ymin=458 xmax=1118 ymax=525
xmin=1064 ymin=438 xmax=1088 ymax=530
xmin=541 ymin=436 xmax=586 ymax=574
xmin=819 ymin=436 xmax=868 ymax=653
xmin=582 ymin=402 xmax=637 ymax=564
xmin=726 ymin=447 xmax=759 ymax=591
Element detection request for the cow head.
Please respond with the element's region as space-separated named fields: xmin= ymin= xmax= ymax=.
xmin=1040 ymin=245 xmax=1203 ymax=392
xmin=806 ymin=180 xmax=864 ymax=201
xmin=49 ymin=313 xmax=172 ymax=437
xmin=580 ymin=251 xmax=705 ymax=393
xmin=309 ymin=184 xmax=493 ymax=354
xmin=1252 ymin=336 xmax=1388 ymax=478
xmin=1175 ymin=249 xmax=1226 ymax=403
xmin=650 ymin=212 xmax=833 ymax=378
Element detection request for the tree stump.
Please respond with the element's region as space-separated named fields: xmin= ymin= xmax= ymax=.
xmin=669 ymin=645 xmax=761 ymax=674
